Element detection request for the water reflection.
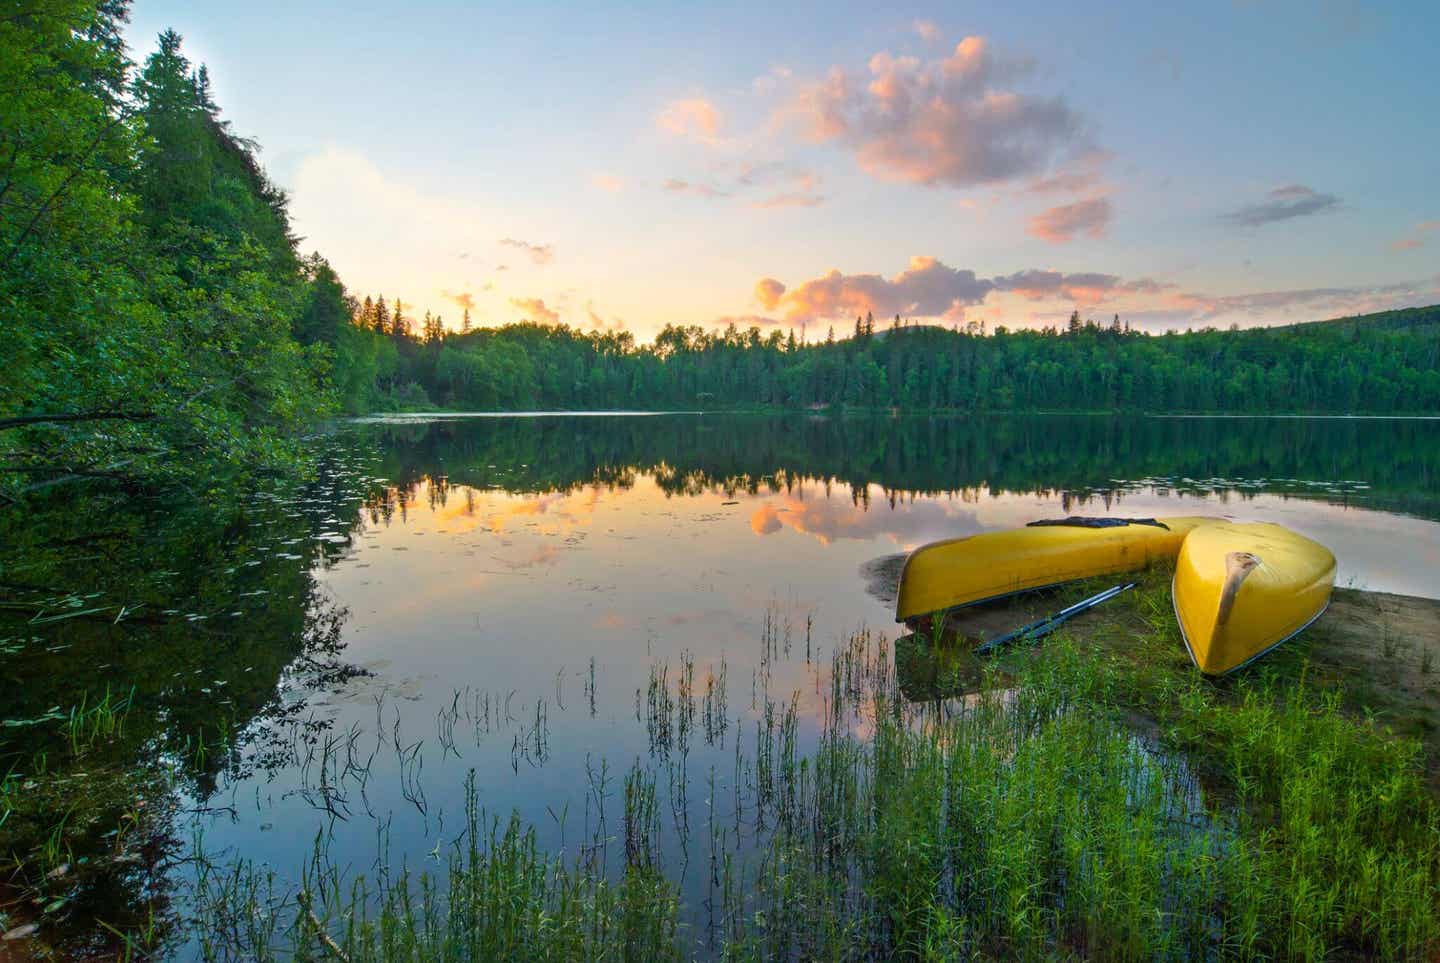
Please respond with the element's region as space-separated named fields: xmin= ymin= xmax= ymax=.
xmin=2 ymin=413 xmax=1438 ymax=957
xmin=356 ymin=413 xmax=1440 ymax=519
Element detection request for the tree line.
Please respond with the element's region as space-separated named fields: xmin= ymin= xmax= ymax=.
xmin=334 ymin=301 xmax=1440 ymax=416
xmin=5 ymin=1 xmax=1439 ymax=502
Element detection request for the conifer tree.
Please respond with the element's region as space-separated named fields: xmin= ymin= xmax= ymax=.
xmin=391 ymin=298 xmax=406 ymax=339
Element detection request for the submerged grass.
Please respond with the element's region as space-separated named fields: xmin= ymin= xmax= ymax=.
xmin=186 ymin=629 xmax=1440 ymax=962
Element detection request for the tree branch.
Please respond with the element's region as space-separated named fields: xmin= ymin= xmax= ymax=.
xmin=0 ymin=410 xmax=155 ymax=431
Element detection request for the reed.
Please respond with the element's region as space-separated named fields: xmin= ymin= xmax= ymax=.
xmin=180 ymin=627 xmax=1440 ymax=962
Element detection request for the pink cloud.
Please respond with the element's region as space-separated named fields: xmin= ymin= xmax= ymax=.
xmin=755 ymin=277 xmax=786 ymax=309
xmin=912 ymin=19 xmax=940 ymax=43
xmin=753 ymin=191 xmax=825 ymax=208
xmin=1169 ymin=279 xmax=1439 ymax=323
xmin=751 ymin=258 xmax=1437 ymax=331
xmin=756 ymin=259 xmax=1177 ymax=322
xmin=749 ymin=491 xmax=969 ymax=545
xmin=1389 ymin=220 xmax=1440 ymax=252
xmin=1022 ymin=151 xmax=1113 ymax=195
xmin=499 ymin=237 xmax=554 ymax=265
xmin=1221 ymin=184 xmax=1340 ymax=227
xmin=777 ymin=36 xmax=1087 ymax=189
xmin=662 ymin=178 xmax=730 ymax=200
xmin=765 ymin=256 xmax=993 ymax=323
xmin=441 ymin=290 xmax=476 ymax=311
xmin=590 ymin=173 xmax=624 ymax=193
xmin=1027 ymin=196 xmax=1112 ymax=243
xmin=723 ymin=165 xmax=824 ymax=207
xmin=509 ymin=297 xmax=560 ymax=325
xmin=751 ymin=65 xmax=793 ymax=94
xmin=657 ymin=97 xmax=723 ymax=143
xmin=585 ymin=300 xmax=629 ymax=333
xmin=994 ymin=269 xmax=1165 ymax=304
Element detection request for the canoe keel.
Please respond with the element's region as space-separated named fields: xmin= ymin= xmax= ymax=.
xmin=1173 ymin=523 xmax=1335 ymax=675
xmin=1216 ymin=552 xmax=1260 ymax=627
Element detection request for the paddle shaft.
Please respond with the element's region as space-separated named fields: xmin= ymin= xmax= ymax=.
xmin=975 ymin=582 xmax=1136 ymax=654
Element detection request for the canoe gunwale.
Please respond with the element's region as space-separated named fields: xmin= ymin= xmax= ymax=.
xmin=1171 ymin=573 xmax=1332 ymax=676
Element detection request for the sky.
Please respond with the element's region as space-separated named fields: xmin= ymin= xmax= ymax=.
xmin=124 ymin=0 xmax=1440 ymax=341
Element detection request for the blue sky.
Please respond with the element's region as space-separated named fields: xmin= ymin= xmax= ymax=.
xmin=124 ymin=0 xmax=1440 ymax=338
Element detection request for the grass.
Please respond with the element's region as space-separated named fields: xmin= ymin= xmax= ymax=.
xmin=0 ymin=685 xmax=186 ymax=956
xmin=4 ymin=569 xmax=1436 ymax=959
xmin=181 ymin=618 xmax=1440 ymax=962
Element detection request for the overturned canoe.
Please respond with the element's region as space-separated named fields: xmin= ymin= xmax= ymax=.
xmin=1172 ymin=521 xmax=1335 ymax=675
xmin=895 ymin=516 xmax=1215 ymax=623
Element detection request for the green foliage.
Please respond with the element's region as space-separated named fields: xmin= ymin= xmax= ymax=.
xmin=353 ymin=411 xmax=1440 ymax=523
xmin=0 ymin=440 xmax=383 ymax=952
xmin=184 ymin=637 xmax=1440 ymax=961
xmin=349 ymin=308 xmax=1440 ymax=415
xmin=0 ymin=3 xmax=338 ymax=499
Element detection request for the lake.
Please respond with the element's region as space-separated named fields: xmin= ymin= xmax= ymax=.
xmin=3 ymin=412 xmax=1439 ymax=957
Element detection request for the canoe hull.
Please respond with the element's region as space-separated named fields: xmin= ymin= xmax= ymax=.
xmin=895 ymin=516 xmax=1215 ymax=622
xmin=1172 ymin=522 xmax=1335 ymax=675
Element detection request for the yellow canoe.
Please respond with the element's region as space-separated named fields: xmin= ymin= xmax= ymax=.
xmin=1172 ymin=521 xmax=1335 ymax=675
xmin=895 ymin=516 xmax=1216 ymax=622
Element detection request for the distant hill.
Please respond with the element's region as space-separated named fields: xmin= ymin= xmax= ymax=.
xmin=1287 ymin=303 xmax=1440 ymax=333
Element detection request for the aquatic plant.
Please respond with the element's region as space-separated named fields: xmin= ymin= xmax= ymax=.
xmin=179 ymin=632 xmax=1440 ymax=961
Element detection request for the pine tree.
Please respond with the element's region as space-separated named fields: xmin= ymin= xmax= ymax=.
xmin=423 ymin=310 xmax=444 ymax=345
xmin=1068 ymin=310 xmax=1082 ymax=335
xmin=373 ymin=296 xmax=390 ymax=334
xmin=391 ymin=298 xmax=406 ymax=339
xmin=194 ymin=63 xmax=217 ymax=113
xmin=462 ymin=308 xmax=472 ymax=334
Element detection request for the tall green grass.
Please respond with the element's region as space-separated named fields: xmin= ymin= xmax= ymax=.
xmin=186 ymin=634 xmax=1440 ymax=962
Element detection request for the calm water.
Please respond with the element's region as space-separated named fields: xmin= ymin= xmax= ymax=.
xmin=3 ymin=413 xmax=1439 ymax=955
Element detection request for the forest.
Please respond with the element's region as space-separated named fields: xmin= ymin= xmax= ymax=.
xmin=5 ymin=2 xmax=1439 ymax=504
xmin=352 ymin=300 xmax=1440 ymax=416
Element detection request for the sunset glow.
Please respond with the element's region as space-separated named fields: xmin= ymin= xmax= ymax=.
xmin=122 ymin=3 xmax=1438 ymax=338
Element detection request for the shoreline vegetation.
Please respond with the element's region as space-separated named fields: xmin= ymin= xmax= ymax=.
xmin=5 ymin=4 xmax=1440 ymax=960
xmin=341 ymin=302 xmax=1440 ymax=423
xmin=362 ymin=406 xmax=1440 ymax=419
xmin=4 ymin=5 xmax=1439 ymax=505
xmin=4 ymin=570 xmax=1438 ymax=959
